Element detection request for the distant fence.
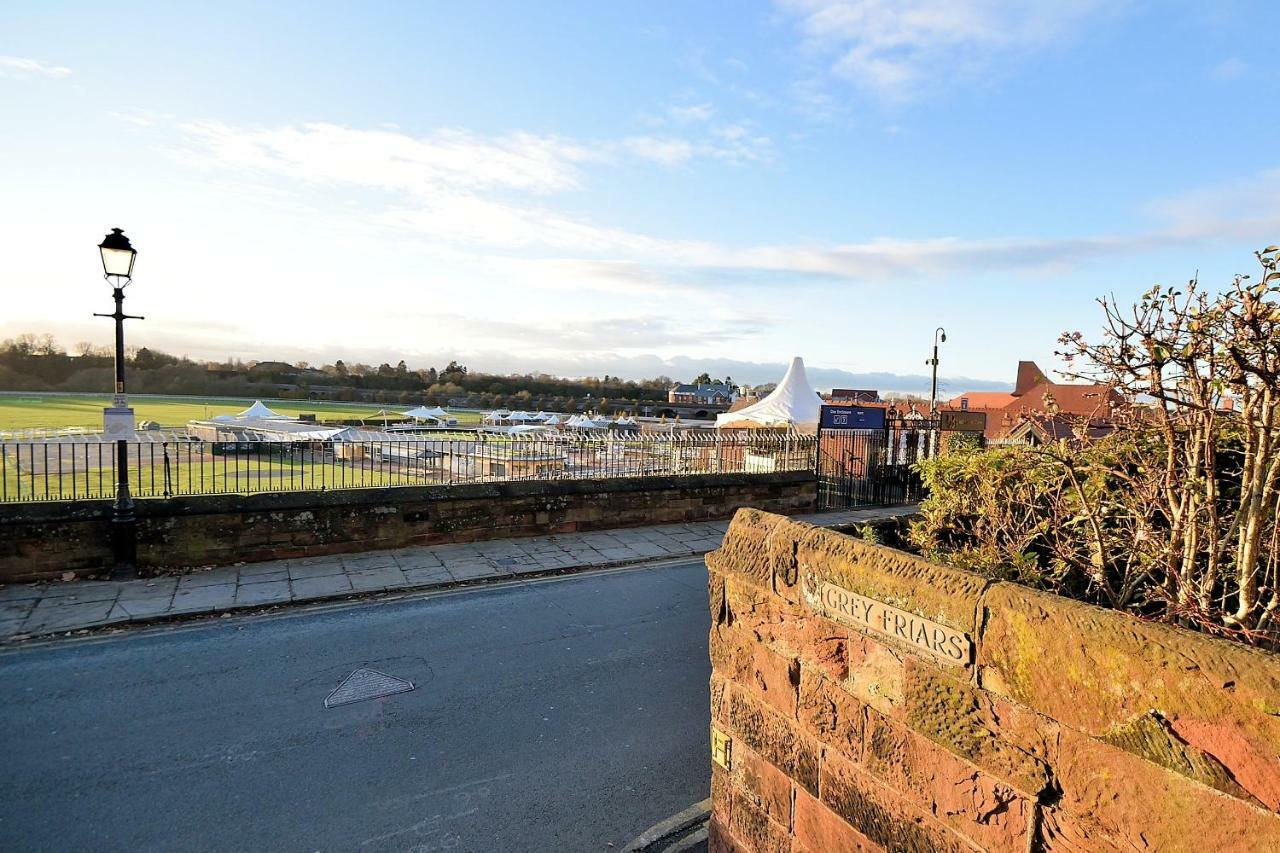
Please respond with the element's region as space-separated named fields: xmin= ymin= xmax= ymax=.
xmin=0 ymin=432 xmax=818 ymax=503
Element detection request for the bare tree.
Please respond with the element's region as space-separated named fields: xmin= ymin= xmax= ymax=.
xmin=1057 ymin=247 xmax=1280 ymax=637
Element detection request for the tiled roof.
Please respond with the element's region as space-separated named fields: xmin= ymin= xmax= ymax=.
xmin=943 ymin=391 xmax=1017 ymax=410
xmin=1003 ymin=381 xmax=1121 ymax=418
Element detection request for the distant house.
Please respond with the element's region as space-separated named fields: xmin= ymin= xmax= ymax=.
xmin=668 ymin=382 xmax=736 ymax=405
xmin=247 ymin=361 xmax=297 ymax=379
xmin=1004 ymin=413 xmax=1118 ymax=448
xmin=828 ymin=388 xmax=881 ymax=403
xmin=944 ymin=360 xmax=1123 ymax=443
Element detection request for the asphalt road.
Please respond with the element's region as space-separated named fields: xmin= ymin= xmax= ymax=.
xmin=0 ymin=559 xmax=713 ymax=852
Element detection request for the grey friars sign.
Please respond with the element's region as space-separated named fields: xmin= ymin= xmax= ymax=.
xmin=817 ymin=582 xmax=971 ymax=665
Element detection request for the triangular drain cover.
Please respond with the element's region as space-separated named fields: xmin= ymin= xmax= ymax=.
xmin=324 ymin=668 xmax=415 ymax=708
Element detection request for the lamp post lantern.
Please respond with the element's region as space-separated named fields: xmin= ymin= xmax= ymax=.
xmin=94 ymin=228 xmax=144 ymax=578
xmin=927 ymin=327 xmax=946 ymax=414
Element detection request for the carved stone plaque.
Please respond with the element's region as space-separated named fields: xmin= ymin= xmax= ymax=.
xmin=816 ymin=582 xmax=971 ymax=666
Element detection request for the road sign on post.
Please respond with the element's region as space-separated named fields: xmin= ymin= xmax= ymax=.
xmin=820 ymin=405 xmax=887 ymax=430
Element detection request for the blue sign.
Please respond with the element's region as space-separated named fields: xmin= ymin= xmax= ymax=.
xmin=820 ymin=405 xmax=886 ymax=430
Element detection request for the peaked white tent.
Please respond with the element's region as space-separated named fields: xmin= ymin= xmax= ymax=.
xmin=716 ymin=356 xmax=822 ymax=431
xmin=236 ymin=400 xmax=291 ymax=420
xmin=401 ymin=405 xmax=455 ymax=424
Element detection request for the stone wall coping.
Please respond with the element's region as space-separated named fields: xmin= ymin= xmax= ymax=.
xmin=0 ymin=470 xmax=814 ymax=524
xmin=713 ymin=507 xmax=1280 ymax=682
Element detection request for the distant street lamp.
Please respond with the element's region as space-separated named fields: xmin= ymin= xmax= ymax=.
xmin=927 ymin=327 xmax=946 ymax=414
xmin=94 ymin=228 xmax=144 ymax=578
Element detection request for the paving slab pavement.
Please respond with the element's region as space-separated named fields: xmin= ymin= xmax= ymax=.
xmin=0 ymin=506 xmax=913 ymax=641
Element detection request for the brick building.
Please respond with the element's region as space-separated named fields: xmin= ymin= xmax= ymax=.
xmin=944 ymin=360 xmax=1122 ymax=443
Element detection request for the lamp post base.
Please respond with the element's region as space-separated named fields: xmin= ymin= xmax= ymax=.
xmin=109 ymin=510 xmax=138 ymax=580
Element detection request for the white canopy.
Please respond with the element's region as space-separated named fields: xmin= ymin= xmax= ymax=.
xmin=329 ymin=427 xmax=406 ymax=442
xmin=568 ymin=415 xmax=613 ymax=430
xmin=236 ymin=400 xmax=291 ymax=420
xmin=716 ymin=356 xmax=822 ymax=431
xmin=281 ymin=426 xmax=347 ymax=441
xmin=402 ymin=405 xmax=450 ymax=420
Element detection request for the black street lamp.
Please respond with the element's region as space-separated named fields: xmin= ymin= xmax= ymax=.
xmin=94 ymin=228 xmax=143 ymax=578
xmin=927 ymin=327 xmax=946 ymax=414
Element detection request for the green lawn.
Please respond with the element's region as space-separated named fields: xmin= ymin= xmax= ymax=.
xmin=0 ymin=393 xmax=482 ymax=431
xmin=0 ymin=446 xmax=452 ymax=501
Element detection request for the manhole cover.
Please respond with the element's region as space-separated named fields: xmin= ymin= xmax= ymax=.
xmin=492 ymin=557 xmax=517 ymax=567
xmin=325 ymin=668 xmax=415 ymax=708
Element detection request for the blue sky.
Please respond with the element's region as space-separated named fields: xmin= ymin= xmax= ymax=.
xmin=2 ymin=1 xmax=1278 ymax=394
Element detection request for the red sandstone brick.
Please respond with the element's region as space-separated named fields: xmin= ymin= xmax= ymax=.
xmin=711 ymin=675 xmax=729 ymax=726
xmin=712 ymin=765 xmax=732 ymax=827
xmin=725 ymin=576 xmax=851 ymax=682
xmin=842 ymin=633 xmax=906 ymax=717
xmin=794 ymin=786 xmax=880 ymax=852
xmin=708 ymin=815 xmax=745 ymax=853
xmin=1053 ymin=724 xmax=1280 ymax=851
xmin=1036 ymin=806 xmax=1126 ymax=852
xmin=727 ymin=783 xmax=789 ymax=853
xmin=707 ymin=508 xmax=784 ymax=587
xmin=820 ymin=751 xmax=979 ymax=853
xmin=903 ymin=657 xmax=1053 ymax=797
xmin=798 ymin=666 xmax=865 ymax=758
xmin=861 ymin=706 xmax=1033 ymax=851
xmin=978 ymin=581 xmax=1280 ymax=809
xmin=727 ymin=686 xmax=820 ymax=795
xmin=732 ymin=742 xmax=794 ymax=826
xmin=710 ymin=623 xmax=754 ymax=682
xmin=749 ymin=646 xmax=800 ymax=718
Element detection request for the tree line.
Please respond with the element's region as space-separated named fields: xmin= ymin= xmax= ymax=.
xmin=0 ymin=336 xmax=684 ymax=414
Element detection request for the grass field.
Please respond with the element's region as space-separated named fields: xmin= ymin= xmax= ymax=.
xmin=0 ymin=393 xmax=482 ymax=431
xmin=0 ymin=453 xmax=438 ymax=502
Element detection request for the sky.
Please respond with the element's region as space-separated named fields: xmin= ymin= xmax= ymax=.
xmin=2 ymin=1 xmax=1278 ymax=396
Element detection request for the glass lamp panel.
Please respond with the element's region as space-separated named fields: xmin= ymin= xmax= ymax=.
xmin=100 ymin=246 xmax=136 ymax=277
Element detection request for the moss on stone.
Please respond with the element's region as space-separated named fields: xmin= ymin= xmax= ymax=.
xmin=1099 ymin=712 xmax=1249 ymax=801
xmin=906 ymin=665 xmax=1052 ymax=797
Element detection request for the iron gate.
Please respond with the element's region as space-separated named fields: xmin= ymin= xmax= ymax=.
xmin=816 ymin=411 xmax=982 ymax=510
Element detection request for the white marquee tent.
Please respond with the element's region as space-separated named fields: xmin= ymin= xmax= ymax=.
xmin=236 ymin=400 xmax=291 ymax=420
xmin=401 ymin=405 xmax=456 ymax=424
xmin=715 ymin=356 xmax=822 ymax=431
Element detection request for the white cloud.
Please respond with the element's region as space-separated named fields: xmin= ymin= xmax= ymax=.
xmin=178 ymin=121 xmax=594 ymax=194
xmin=617 ymin=135 xmax=697 ymax=166
xmin=171 ymin=118 xmax=1279 ymax=291
xmin=1144 ymin=167 xmax=1280 ymax=239
xmin=777 ymin=0 xmax=1106 ymax=97
xmin=178 ymin=119 xmax=771 ymax=197
xmin=0 ymin=56 xmax=72 ymax=79
xmin=108 ymin=109 xmax=175 ymax=128
xmin=1211 ymin=57 xmax=1246 ymax=80
xmin=668 ymin=102 xmax=716 ymax=123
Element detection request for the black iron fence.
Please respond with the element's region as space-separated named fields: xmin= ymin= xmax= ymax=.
xmin=0 ymin=432 xmax=818 ymax=503
xmin=816 ymin=416 xmax=981 ymax=510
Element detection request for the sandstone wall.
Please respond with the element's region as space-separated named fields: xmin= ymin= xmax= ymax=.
xmin=0 ymin=471 xmax=815 ymax=582
xmin=707 ymin=509 xmax=1280 ymax=852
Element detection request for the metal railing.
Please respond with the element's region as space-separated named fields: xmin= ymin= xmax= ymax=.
xmin=0 ymin=432 xmax=817 ymax=503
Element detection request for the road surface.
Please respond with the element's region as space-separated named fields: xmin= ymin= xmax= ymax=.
xmin=0 ymin=559 xmax=712 ymax=852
